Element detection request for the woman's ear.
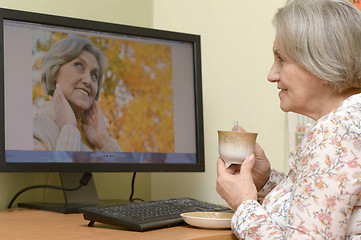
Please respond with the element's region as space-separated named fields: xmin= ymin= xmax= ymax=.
xmin=316 ymin=75 xmax=331 ymax=86
xmin=321 ymin=79 xmax=330 ymax=85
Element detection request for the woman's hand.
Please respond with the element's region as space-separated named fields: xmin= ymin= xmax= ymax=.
xmin=82 ymin=100 xmax=110 ymax=149
xmin=236 ymin=126 xmax=271 ymax=191
xmin=216 ymin=155 xmax=258 ymax=211
xmin=53 ymin=84 xmax=77 ymax=128
xmin=252 ymin=143 xmax=271 ymax=191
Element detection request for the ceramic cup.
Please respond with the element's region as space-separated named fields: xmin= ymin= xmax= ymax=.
xmin=218 ymin=131 xmax=258 ymax=164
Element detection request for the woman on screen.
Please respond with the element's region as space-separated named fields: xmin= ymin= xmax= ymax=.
xmin=33 ymin=36 xmax=121 ymax=152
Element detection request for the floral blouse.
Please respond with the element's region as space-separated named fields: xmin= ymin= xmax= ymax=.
xmin=232 ymin=93 xmax=361 ymax=239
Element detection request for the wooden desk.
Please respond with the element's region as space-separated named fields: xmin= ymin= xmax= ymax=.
xmin=0 ymin=209 xmax=237 ymax=240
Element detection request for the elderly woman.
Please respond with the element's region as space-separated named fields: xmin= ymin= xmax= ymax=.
xmin=33 ymin=36 xmax=121 ymax=152
xmin=216 ymin=0 xmax=361 ymax=239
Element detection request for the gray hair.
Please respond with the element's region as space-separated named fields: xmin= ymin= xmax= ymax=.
xmin=41 ymin=36 xmax=106 ymax=99
xmin=273 ymin=0 xmax=361 ymax=93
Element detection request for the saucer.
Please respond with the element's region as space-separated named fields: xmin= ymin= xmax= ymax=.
xmin=181 ymin=212 xmax=233 ymax=229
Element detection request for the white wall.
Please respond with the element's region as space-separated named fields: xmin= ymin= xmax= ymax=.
xmin=151 ymin=0 xmax=287 ymax=205
xmin=0 ymin=0 xmax=153 ymax=27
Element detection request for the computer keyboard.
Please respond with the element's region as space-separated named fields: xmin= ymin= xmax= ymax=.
xmin=79 ymin=197 xmax=233 ymax=231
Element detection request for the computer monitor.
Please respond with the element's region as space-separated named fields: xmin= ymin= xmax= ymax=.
xmin=0 ymin=8 xmax=204 ymax=212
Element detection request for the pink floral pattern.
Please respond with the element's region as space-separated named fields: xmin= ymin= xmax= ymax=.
xmin=232 ymin=93 xmax=361 ymax=239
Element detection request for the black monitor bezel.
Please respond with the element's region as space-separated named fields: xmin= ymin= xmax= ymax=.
xmin=0 ymin=8 xmax=204 ymax=173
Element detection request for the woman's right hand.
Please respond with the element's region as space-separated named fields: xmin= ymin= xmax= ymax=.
xmin=236 ymin=126 xmax=271 ymax=191
xmin=53 ymin=84 xmax=77 ymax=128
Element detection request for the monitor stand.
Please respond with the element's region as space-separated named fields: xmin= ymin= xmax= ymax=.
xmin=18 ymin=172 xmax=128 ymax=213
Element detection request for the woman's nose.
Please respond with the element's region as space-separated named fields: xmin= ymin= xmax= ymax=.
xmin=267 ymin=63 xmax=280 ymax=83
xmin=81 ymin=72 xmax=92 ymax=85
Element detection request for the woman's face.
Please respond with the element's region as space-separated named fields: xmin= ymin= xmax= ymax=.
xmin=55 ymin=50 xmax=100 ymax=115
xmin=267 ymin=40 xmax=329 ymax=118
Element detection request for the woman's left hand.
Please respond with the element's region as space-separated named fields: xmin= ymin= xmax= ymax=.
xmin=216 ymin=154 xmax=258 ymax=211
xmin=82 ymin=101 xmax=110 ymax=149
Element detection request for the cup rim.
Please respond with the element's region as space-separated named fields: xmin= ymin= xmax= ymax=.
xmin=217 ymin=130 xmax=258 ymax=135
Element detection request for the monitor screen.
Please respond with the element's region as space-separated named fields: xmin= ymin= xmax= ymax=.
xmin=0 ymin=8 xmax=204 ymax=173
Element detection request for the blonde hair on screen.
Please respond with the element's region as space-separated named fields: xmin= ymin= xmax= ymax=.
xmin=41 ymin=36 xmax=106 ymax=99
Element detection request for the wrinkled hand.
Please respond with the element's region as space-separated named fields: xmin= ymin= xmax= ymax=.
xmin=236 ymin=125 xmax=271 ymax=191
xmin=216 ymin=155 xmax=257 ymax=211
xmin=53 ymin=84 xmax=77 ymax=128
xmin=82 ymin=100 xmax=110 ymax=149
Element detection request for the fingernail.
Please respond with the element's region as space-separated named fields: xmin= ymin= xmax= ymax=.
xmin=247 ymin=154 xmax=255 ymax=163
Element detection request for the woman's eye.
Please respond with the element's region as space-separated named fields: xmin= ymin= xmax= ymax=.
xmin=278 ymin=56 xmax=284 ymax=62
xmin=90 ymin=72 xmax=98 ymax=81
xmin=74 ymin=62 xmax=83 ymax=69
